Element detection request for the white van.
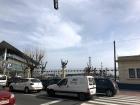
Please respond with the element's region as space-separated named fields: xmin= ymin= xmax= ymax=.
xmin=0 ymin=75 xmax=7 ymax=87
xmin=46 ymin=76 xmax=96 ymax=100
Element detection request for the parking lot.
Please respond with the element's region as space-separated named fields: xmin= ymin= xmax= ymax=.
xmin=14 ymin=90 xmax=140 ymax=105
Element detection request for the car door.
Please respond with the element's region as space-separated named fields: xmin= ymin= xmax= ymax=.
xmin=55 ymin=78 xmax=68 ymax=93
xmin=18 ymin=79 xmax=27 ymax=91
xmin=14 ymin=78 xmax=22 ymax=90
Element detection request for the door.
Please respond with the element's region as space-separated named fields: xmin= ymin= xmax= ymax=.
xmin=13 ymin=79 xmax=22 ymax=90
xmin=55 ymin=78 xmax=68 ymax=92
xmin=18 ymin=79 xmax=28 ymax=91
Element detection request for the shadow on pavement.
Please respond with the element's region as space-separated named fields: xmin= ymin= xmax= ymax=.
xmin=36 ymin=93 xmax=99 ymax=102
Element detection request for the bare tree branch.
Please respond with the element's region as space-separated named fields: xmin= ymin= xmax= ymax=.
xmin=23 ymin=48 xmax=45 ymax=77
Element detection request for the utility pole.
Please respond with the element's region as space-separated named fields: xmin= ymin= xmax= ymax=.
xmin=101 ymin=62 xmax=103 ymax=71
xmin=113 ymin=40 xmax=117 ymax=81
xmin=89 ymin=56 xmax=91 ymax=68
xmin=100 ymin=62 xmax=103 ymax=77
xmin=53 ymin=0 xmax=59 ymax=10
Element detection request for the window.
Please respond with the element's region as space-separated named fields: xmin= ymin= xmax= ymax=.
xmin=21 ymin=79 xmax=28 ymax=82
xmin=88 ymin=78 xmax=95 ymax=85
xmin=136 ymin=68 xmax=140 ymax=78
xmin=58 ymin=79 xmax=67 ymax=86
xmin=16 ymin=79 xmax=22 ymax=83
xmin=95 ymin=79 xmax=105 ymax=85
xmin=129 ymin=68 xmax=135 ymax=78
xmin=31 ymin=79 xmax=40 ymax=83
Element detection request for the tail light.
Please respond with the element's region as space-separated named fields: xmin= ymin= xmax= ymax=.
xmin=10 ymin=94 xmax=15 ymax=99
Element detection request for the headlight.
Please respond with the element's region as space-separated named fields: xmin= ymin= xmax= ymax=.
xmin=10 ymin=94 xmax=15 ymax=98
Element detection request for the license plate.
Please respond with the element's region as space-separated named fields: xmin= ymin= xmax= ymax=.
xmin=0 ymin=99 xmax=9 ymax=104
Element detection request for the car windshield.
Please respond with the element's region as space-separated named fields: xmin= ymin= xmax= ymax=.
xmin=88 ymin=78 xmax=95 ymax=85
xmin=31 ymin=79 xmax=40 ymax=83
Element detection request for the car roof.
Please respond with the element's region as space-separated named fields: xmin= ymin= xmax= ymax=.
xmin=23 ymin=78 xmax=40 ymax=80
xmin=66 ymin=76 xmax=94 ymax=78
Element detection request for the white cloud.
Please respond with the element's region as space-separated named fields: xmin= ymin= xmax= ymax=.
xmin=26 ymin=9 xmax=82 ymax=49
xmin=117 ymin=35 xmax=140 ymax=56
xmin=0 ymin=0 xmax=82 ymax=50
xmin=122 ymin=0 xmax=140 ymax=23
xmin=1 ymin=0 xmax=140 ymax=69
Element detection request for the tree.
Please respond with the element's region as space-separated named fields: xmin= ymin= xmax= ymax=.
xmin=40 ymin=61 xmax=47 ymax=75
xmin=21 ymin=64 xmax=27 ymax=78
xmin=61 ymin=59 xmax=68 ymax=78
xmin=24 ymin=48 xmax=45 ymax=77
xmin=84 ymin=63 xmax=91 ymax=76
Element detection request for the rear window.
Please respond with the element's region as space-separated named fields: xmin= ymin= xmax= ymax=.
xmin=31 ymin=79 xmax=40 ymax=83
xmin=88 ymin=78 xmax=95 ymax=85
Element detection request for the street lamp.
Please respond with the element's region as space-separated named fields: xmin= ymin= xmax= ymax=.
xmin=54 ymin=0 xmax=59 ymax=10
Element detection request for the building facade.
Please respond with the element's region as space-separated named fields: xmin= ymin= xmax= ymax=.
xmin=118 ymin=55 xmax=140 ymax=84
xmin=0 ymin=41 xmax=35 ymax=77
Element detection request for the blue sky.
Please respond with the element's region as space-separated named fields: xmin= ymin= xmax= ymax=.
xmin=1 ymin=0 xmax=140 ymax=69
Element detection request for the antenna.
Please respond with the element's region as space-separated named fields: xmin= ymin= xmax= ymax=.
xmin=89 ymin=56 xmax=91 ymax=68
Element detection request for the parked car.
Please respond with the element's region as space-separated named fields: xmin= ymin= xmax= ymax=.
xmin=9 ymin=78 xmax=43 ymax=93
xmin=0 ymin=75 xmax=7 ymax=87
xmin=46 ymin=76 xmax=96 ymax=100
xmin=6 ymin=77 xmax=21 ymax=87
xmin=41 ymin=77 xmax=61 ymax=90
xmin=0 ymin=86 xmax=15 ymax=105
xmin=95 ymin=78 xmax=118 ymax=97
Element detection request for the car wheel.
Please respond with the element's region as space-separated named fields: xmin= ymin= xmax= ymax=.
xmin=106 ymin=90 xmax=113 ymax=97
xmin=9 ymin=86 xmax=14 ymax=92
xmin=24 ymin=87 xmax=29 ymax=94
xmin=47 ymin=90 xmax=55 ymax=97
xmin=78 ymin=93 xmax=86 ymax=101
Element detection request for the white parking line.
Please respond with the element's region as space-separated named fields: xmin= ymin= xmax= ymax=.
xmin=40 ymin=100 xmax=63 ymax=105
xmin=80 ymin=103 xmax=94 ymax=105
xmin=94 ymin=98 xmax=140 ymax=105
xmin=23 ymin=94 xmax=37 ymax=97
xmin=99 ymin=97 xmax=140 ymax=103
xmin=82 ymin=100 xmax=119 ymax=105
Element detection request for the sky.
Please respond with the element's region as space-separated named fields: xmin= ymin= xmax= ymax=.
xmin=1 ymin=0 xmax=140 ymax=69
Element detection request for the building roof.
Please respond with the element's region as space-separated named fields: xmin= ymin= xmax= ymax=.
xmin=117 ymin=55 xmax=140 ymax=62
xmin=0 ymin=41 xmax=25 ymax=57
xmin=0 ymin=41 xmax=38 ymax=64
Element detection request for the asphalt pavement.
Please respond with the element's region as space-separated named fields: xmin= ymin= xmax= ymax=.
xmin=14 ymin=90 xmax=140 ymax=105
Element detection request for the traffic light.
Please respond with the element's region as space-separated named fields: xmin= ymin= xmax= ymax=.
xmin=54 ymin=0 xmax=58 ymax=10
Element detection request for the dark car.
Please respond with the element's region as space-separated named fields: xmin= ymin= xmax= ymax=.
xmin=41 ymin=77 xmax=61 ymax=90
xmin=6 ymin=77 xmax=21 ymax=87
xmin=95 ymin=78 xmax=118 ymax=97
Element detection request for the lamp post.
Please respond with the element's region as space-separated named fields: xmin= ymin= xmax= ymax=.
xmin=113 ymin=41 xmax=117 ymax=81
